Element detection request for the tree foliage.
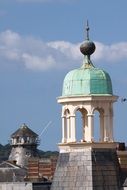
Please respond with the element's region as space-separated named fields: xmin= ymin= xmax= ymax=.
xmin=0 ymin=144 xmax=58 ymax=163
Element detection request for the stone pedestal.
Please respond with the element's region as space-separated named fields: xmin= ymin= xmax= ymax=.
xmin=51 ymin=143 xmax=121 ymax=190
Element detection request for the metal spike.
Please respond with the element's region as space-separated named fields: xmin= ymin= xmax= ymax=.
xmin=86 ymin=20 xmax=90 ymax=40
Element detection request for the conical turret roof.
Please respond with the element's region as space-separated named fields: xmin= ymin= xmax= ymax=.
xmin=11 ymin=124 xmax=38 ymax=138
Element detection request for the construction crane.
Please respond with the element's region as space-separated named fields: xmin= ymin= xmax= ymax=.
xmin=39 ymin=121 xmax=53 ymax=138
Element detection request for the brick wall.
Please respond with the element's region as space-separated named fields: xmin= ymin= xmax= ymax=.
xmin=26 ymin=157 xmax=57 ymax=182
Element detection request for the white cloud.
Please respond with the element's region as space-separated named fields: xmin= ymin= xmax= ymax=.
xmin=16 ymin=0 xmax=50 ymax=2
xmin=93 ymin=42 xmax=127 ymax=62
xmin=14 ymin=0 xmax=72 ymax=3
xmin=0 ymin=30 xmax=127 ymax=71
xmin=0 ymin=30 xmax=21 ymax=47
xmin=48 ymin=41 xmax=81 ymax=60
xmin=22 ymin=53 xmax=55 ymax=71
xmin=0 ymin=30 xmax=81 ymax=71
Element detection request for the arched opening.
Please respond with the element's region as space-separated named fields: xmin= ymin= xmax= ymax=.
xmin=93 ymin=108 xmax=104 ymax=142
xmin=75 ymin=108 xmax=88 ymax=142
xmin=76 ymin=111 xmax=82 ymax=142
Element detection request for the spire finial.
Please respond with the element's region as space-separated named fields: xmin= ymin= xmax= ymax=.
xmin=86 ymin=20 xmax=90 ymax=40
xmin=80 ymin=21 xmax=96 ymax=68
xmin=80 ymin=20 xmax=96 ymax=57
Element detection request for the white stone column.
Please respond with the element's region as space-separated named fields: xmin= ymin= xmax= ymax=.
xmin=67 ymin=116 xmax=70 ymax=142
xmin=84 ymin=114 xmax=88 ymax=142
xmin=104 ymin=114 xmax=110 ymax=142
xmin=109 ymin=114 xmax=114 ymax=142
xmin=100 ymin=114 xmax=104 ymax=142
xmin=82 ymin=115 xmax=85 ymax=141
xmin=61 ymin=116 xmax=67 ymax=143
xmin=70 ymin=116 xmax=76 ymax=142
xmin=87 ymin=114 xmax=94 ymax=142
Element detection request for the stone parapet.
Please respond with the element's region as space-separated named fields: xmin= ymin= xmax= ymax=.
xmin=58 ymin=142 xmax=117 ymax=153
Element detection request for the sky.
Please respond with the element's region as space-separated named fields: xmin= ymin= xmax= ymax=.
xmin=0 ymin=0 xmax=127 ymax=150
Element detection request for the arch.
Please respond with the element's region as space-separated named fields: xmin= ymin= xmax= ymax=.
xmin=73 ymin=105 xmax=89 ymax=116
xmin=61 ymin=101 xmax=114 ymax=143
xmin=75 ymin=107 xmax=88 ymax=142
xmin=93 ymin=107 xmax=104 ymax=142
xmin=61 ymin=108 xmax=73 ymax=143
xmin=92 ymin=106 xmax=104 ymax=115
xmin=64 ymin=108 xmax=70 ymax=116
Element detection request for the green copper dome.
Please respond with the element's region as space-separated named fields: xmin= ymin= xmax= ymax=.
xmin=62 ymin=22 xmax=113 ymax=97
xmin=62 ymin=65 xmax=113 ymax=96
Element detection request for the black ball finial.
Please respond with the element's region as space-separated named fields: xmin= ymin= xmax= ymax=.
xmin=80 ymin=20 xmax=96 ymax=56
xmin=80 ymin=41 xmax=96 ymax=56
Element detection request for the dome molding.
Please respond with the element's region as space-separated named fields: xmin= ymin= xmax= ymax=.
xmin=58 ymin=95 xmax=118 ymax=104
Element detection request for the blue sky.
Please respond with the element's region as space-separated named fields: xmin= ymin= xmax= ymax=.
xmin=0 ymin=0 xmax=127 ymax=150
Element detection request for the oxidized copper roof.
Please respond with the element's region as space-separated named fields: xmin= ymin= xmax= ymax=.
xmin=11 ymin=124 xmax=38 ymax=138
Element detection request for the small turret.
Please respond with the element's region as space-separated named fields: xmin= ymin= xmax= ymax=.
xmin=9 ymin=124 xmax=40 ymax=168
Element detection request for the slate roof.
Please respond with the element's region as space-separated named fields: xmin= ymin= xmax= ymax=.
xmin=11 ymin=124 xmax=38 ymax=138
xmin=0 ymin=161 xmax=26 ymax=182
